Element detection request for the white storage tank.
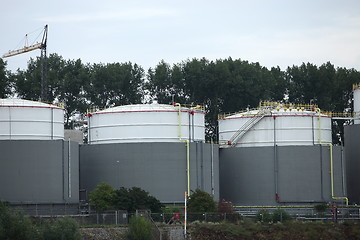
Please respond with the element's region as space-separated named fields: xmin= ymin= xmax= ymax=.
xmin=218 ymin=102 xmax=332 ymax=147
xmin=88 ymin=103 xmax=205 ymax=144
xmin=353 ymin=83 xmax=360 ymax=124
xmin=0 ymin=99 xmax=64 ymax=140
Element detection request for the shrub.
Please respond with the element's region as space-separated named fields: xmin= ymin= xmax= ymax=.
xmin=89 ymin=182 xmax=115 ymax=212
xmin=255 ymin=209 xmax=272 ymax=223
xmin=188 ymin=189 xmax=216 ymax=213
xmin=314 ymin=204 xmax=328 ymax=213
xmin=42 ymin=217 xmax=81 ymax=240
xmin=0 ymin=201 xmax=37 ymax=240
xmin=272 ymin=209 xmax=291 ymax=222
xmin=127 ymin=216 xmax=152 ymax=240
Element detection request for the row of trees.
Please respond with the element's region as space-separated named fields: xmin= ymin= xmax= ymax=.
xmin=1 ymin=55 xmax=359 ymax=142
xmin=88 ymin=183 xmax=224 ymax=216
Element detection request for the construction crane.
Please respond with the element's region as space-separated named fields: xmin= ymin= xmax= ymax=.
xmin=2 ymin=25 xmax=48 ymax=101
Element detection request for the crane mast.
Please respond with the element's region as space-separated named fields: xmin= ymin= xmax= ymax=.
xmin=2 ymin=25 xmax=48 ymax=101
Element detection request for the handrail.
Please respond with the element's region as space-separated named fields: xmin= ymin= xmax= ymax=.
xmin=219 ymin=101 xmax=354 ymax=120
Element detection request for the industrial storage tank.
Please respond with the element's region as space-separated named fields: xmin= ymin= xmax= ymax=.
xmin=218 ymin=102 xmax=332 ymax=147
xmin=0 ymin=99 xmax=64 ymax=140
xmin=88 ymin=102 xmax=205 ymax=144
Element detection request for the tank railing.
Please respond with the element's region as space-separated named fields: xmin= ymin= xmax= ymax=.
xmin=86 ymin=103 xmax=205 ymax=114
xmin=219 ymin=101 xmax=356 ymax=120
xmin=322 ymin=112 xmax=354 ymax=118
xmin=0 ymin=99 xmax=65 ymax=108
xmin=218 ymin=107 xmax=260 ymax=119
xmin=173 ymin=103 xmax=205 ymax=111
xmin=353 ymin=83 xmax=360 ymax=90
xmin=259 ymin=101 xmax=319 ymax=111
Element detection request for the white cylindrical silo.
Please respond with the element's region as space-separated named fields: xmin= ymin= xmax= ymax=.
xmin=218 ymin=103 xmax=332 ymax=147
xmin=353 ymin=83 xmax=360 ymax=124
xmin=88 ymin=103 xmax=205 ymax=144
xmin=0 ymin=99 xmax=64 ymax=140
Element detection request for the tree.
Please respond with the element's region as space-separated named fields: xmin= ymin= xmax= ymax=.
xmin=113 ymin=187 xmax=163 ymax=213
xmin=87 ymin=62 xmax=145 ymax=108
xmin=187 ymin=189 xmax=216 ymax=213
xmin=89 ymin=182 xmax=115 ymax=212
xmin=0 ymin=59 xmax=12 ymax=98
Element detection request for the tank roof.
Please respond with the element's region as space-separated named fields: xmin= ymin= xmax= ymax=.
xmin=92 ymin=103 xmax=204 ymax=114
xmin=0 ymin=98 xmax=63 ymax=109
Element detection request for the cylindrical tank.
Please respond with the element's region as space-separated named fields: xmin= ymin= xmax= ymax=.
xmin=353 ymin=83 xmax=360 ymax=124
xmin=88 ymin=103 xmax=205 ymax=144
xmin=219 ymin=103 xmax=332 ymax=147
xmin=0 ymin=99 xmax=64 ymax=140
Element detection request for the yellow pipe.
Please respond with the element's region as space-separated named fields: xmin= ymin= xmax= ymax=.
xmin=176 ymin=103 xmax=191 ymax=197
xmin=315 ymin=108 xmax=348 ymax=206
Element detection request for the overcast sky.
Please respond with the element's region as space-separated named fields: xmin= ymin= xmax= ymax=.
xmin=1 ymin=0 xmax=360 ymax=72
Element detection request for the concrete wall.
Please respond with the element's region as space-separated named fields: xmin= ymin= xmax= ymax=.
xmin=80 ymin=142 xmax=219 ymax=203
xmin=344 ymin=124 xmax=360 ymax=204
xmin=0 ymin=140 xmax=79 ymax=204
xmin=220 ymin=145 xmax=345 ymax=206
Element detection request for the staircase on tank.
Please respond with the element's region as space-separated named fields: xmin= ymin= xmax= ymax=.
xmin=228 ymin=107 xmax=271 ymax=147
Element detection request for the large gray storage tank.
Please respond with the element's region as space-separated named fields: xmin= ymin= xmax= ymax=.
xmin=81 ymin=103 xmax=218 ymax=203
xmin=219 ymin=102 xmax=347 ymax=206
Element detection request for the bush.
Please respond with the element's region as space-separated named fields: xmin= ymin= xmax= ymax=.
xmin=0 ymin=201 xmax=37 ymax=240
xmin=127 ymin=216 xmax=152 ymax=240
xmin=314 ymin=204 xmax=328 ymax=213
xmin=272 ymin=209 xmax=291 ymax=222
xmin=42 ymin=217 xmax=81 ymax=240
xmin=188 ymin=189 xmax=216 ymax=213
xmin=255 ymin=209 xmax=272 ymax=223
xmin=89 ymin=182 xmax=115 ymax=212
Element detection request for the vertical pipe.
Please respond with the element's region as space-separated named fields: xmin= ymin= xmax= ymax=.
xmin=184 ymin=191 xmax=187 ymax=238
xmin=176 ymin=103 xmax=191 ymax=197
xmin=273 ymin=116 xmax=279 ymax=201
xmin=200 ymin=143 xmax=204 ymax=190
xmin=51 ymin=108 xmax=54 ymax=140
xmin=8 ymin=106 xmax=11 ymax=140
xmin=188 ymin=113 xmax=191 ymax=141
xmin=316 ymin=108 xmax=348 ymax=205
xmin=312 ymin=116 xmax=315 ymax=145
xmin=211 ymin=140 xmax=214 ymax=195
xmin=320 ymin=145 xmax=324 ymax=201
xmin=62 ymin=140 xmax=65 ymax=200
xmin=68 ymin=138 xmax=72 ymax=198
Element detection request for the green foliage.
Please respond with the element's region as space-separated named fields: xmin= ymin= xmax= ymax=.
xmin=89 ymin=183 xmax=163 ymax=213
xmin=255 ymin=209 xmax=273 ymax=223
xmin=314 ymin=204 xmax=328 ymax=213
xmin=42 ymin=217 xmax=81 ymax=240
xmin=0 ymin=201 xmax=37 ymax=240
xmin=272 ymin=209 xmax=291 ymax=222
xmin=0 ymin=58 xmax=12 ymax=98
xmin=113 ymin=187 xmax=164 ymax=213
xmin=127 ymin=216 xmax=152 ymax=240
xmin=89 ymin=182 xmax=115 ymax=212
xmin=188 ymin=189 xmax=216 ymax=213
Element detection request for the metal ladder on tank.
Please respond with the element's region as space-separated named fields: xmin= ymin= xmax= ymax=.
xmin=228 ymin=108 xmax=269 ymax=147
